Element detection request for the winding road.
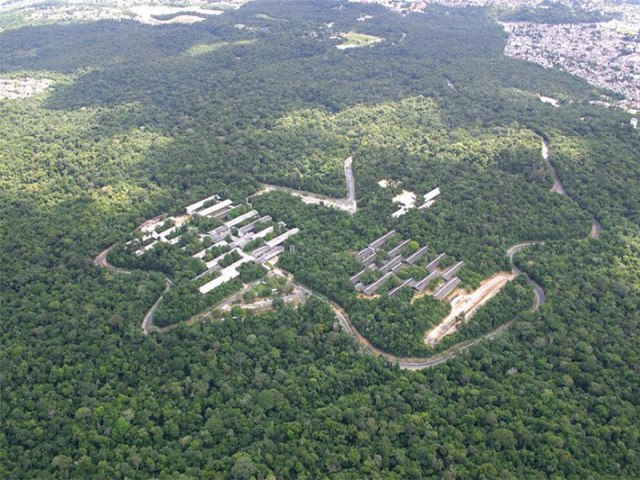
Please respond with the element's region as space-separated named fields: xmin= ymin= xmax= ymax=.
xmin=92 ymin=138 xmax=598 ymax=365
xmin=93 ymin=246 xmax=173 ymax=334
xmin=294 ymin=240 xmax=546 ymax=370
xmin=542 ymin=139 xmax=601 ymax=240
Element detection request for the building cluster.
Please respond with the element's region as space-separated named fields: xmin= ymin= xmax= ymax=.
xmin=351 ymin=230 xmax=464 ymax=301
xmin=388 ymin=186 xmax=441 ymax=218
xmin=131 ymin=194 xmax=299 ymax=295
xmin=502 ymin=13 xmax=640 ymax=110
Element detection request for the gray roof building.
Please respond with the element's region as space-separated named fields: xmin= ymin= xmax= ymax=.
xmin=443 ymin=261 xmax=464 ymax=280
xmin=388 ymin=278 xmax=415 ymax=297
xmin=413 ymin=270 xmax=441 ymax=292
xmin=406 ymin=245 xmax=429 ymax=265
xmin=388 ymin=239 xmax=411 ymax=258
xmin=363 ymin=271 xmax=394 ymax=295
xmin=370 ymin=230 xmax=396 ymax=250
xmin=426 ymin=253 xmax=447 ymax=272
xmin=433 ymin=277 xmax=461 ymax=300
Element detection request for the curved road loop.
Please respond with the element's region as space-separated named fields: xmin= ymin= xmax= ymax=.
xmin=93 ymin=246 xmax=173 ymax=334
xmin=300 ymin=241 xmax=546 ymax=370
xmin=91 ymin=139 xmax=597 ymax=364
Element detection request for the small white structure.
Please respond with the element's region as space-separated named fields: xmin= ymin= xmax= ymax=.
xmin=134 ymin=241 xmax=158 ymax=256
xmin=391 ymin=190 xmax=417 ymax=218
xmin=631 ymin=118 xmax=638 ymax=129
xmin=539 ymin=96 xmax=559 ymax=107
xmin=139 ymin=216 xmax=165 ymax=234
xmin=418 ymin=187 xmax=440 ymax=209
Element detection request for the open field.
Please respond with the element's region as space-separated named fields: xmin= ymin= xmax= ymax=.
xmin=336 ymin=32 xmax=383 ymax=49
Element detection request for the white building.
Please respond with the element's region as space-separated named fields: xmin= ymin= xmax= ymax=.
xmin=186 ymin=194 xmax=219 ymax=214
xmin=197 ymin=199 xmax=234 ymax=218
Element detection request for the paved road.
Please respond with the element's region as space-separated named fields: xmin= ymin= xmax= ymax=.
xmin=542 ymin=139 xmax=568 ymax=197
xmin=141 ymin=277 xmax=173 ymax=334
xmin=94 ymin=245 xmax=173 ymax=334
xmin=292 ymin=249 xmax=543 ymax=371
xmin=256 ymin=157 xmax=357 ymax=214
xmin=543 ymin=138 xmax=602 ymax=240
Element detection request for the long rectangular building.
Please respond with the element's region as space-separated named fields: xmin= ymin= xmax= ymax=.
xmin=356 ymin=246 xmax=374 ymax=262
xmin=388 ymin=278 xmax=415 ymax=297
xmin=238 ymin=215 xmax=272 ymax=236
xmin=265 ymin=228 xmax=299 ymax=248
xmin=443 ymin=261 xmax=464 ymax=280
xmin=350 ymin=269 xmax=367 ymax=284
xmin=433 ymin=277 xmax=461 ymax=300
xmin=380 ymin=255 xmax=403 ymax=274
xmin=225 ymin=209 xmax=259 ymax=228
xmin=388 ymin=239 xmax=411 ymax=258
xmin=406 ymin=245 xmax=429 ymax=265
xmin=186 ymin=194 xmax=219 ymax=214
xmin=256 ymin=246 xmax=285 ymax=264
xmin=413 ymin=270 xmax=441 ymax=292
xmin=370 ymin=230 xmax=396 ymax=250
xmin=426 ymin=253 xmax=447 ymax=272
xmin=197 ymin=199 xmax=234 ymax=218
xmin=363 ymin=271 xmax=394 ymax=295
xmin=198 ymin=256 xmax=253 ymax=294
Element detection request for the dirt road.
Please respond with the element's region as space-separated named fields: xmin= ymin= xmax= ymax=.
xmin=423 ymin=272 xmax=515 ymax=346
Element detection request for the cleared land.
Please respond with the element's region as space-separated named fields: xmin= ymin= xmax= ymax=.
xmin=336 ymin=32 xmax=383 ymax=50
xmin=0 ymin=77 xmax=53 ymax=100
xmin=423 ymin=272 xmax=515 ymax=346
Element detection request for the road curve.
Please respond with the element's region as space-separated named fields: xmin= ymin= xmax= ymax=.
xmin=94 ymin=245 xmax=172 ymax=334
xmin=292 ymin=241 xmax=544 ymax=371
xmin=256 ymin=157 xmax=357 ymax=214
xmin=543 ymin=138 xmax=602 ymax=240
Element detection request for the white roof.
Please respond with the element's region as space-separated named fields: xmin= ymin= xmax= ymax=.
xmin=224 ymin=209 xmax=258 ymax=228
xmin=266 ymin=228 xmax=299 ymax=248
xmin=197 ymin=199 xmax=234 ymax=217
xmin=198 ymin=256 xmax=253 ymax=294
xmin=186 ymin=194 xmax=219 ymax=214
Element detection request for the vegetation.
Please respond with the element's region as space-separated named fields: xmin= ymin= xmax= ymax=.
xmin=1 ymin=0 xmax=640 ymax=477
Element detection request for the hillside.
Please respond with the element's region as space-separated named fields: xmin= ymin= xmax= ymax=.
xmin=1 ymin=1 xmax=640 ymax=478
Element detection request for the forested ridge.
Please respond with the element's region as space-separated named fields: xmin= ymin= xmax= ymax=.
xmin=1 ymin=0 xmax=640 ymax=477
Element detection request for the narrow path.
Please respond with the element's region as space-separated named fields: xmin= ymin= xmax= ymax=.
xmin=141 ymin=277 xmax=173 ymax=334
xmin=255 ymin=157 xmax=357 ymax=214
xmin=94 ymin=245 xmax=173 ymax=335
xmin=542 ymin=138 xmax=601 ymax=240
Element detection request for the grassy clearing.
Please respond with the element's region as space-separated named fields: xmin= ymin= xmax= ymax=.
xmin=185 ymin=39 xmax=257 ymax=57
xmin=337 ymin=32 xmax=383 ymax=49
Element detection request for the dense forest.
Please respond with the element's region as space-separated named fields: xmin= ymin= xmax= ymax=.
xmin=1 ymin=0 xmax=640 ymax=477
